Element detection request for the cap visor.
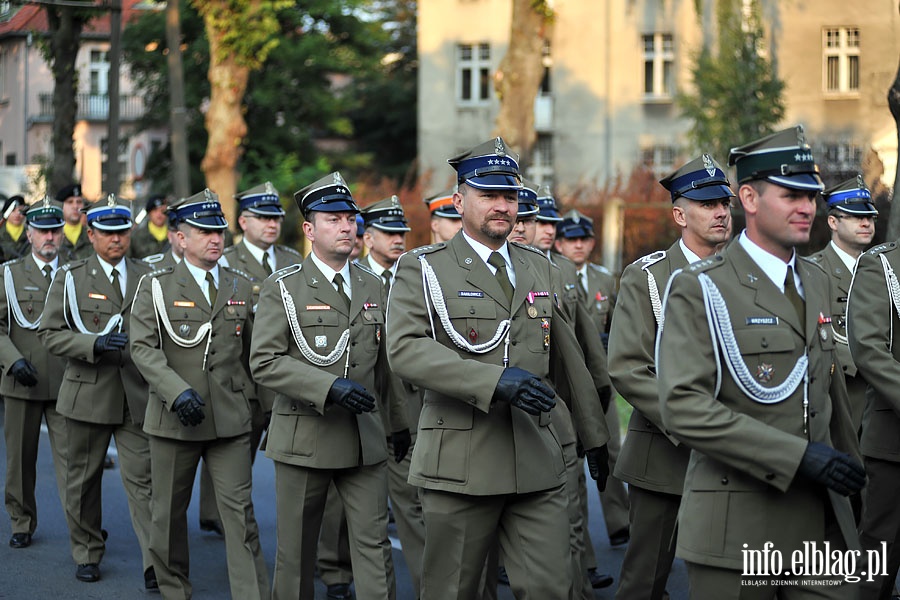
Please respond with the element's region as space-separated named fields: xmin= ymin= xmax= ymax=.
xmin=464 ymin=174 xmax=523 ymax=190
xmin=767 ymin=173 xmax=824 ymax=192
xmin=248 ymin=205 xmax=286 ymax=217
xmin=185 ymin=216 xmax=229 ymax=230
xmin=833 ymin=202 xmax=878 ymax=216
xmin=370 ymin=222 xmax=412 ymax=233
xmin=305 ymin=200 xmax=360 ymax=215
xmin=680 ymin=184 xmax=735 ymax=201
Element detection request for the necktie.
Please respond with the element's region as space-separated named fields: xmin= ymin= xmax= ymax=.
xmin=487 ymin=252 xmax=514 ymax=304
xmin=382 ymin=270 xmax=392 ymax=296
xmin=42 ymin=265 xmax=52 ymax=280
xmin=262 ymin=252 xmax=273 ymax=276
xmin=205 ymin=272 xmax=217 ymax=308
xmin=784 ymin=265 xmax=805 ymax=325
xmin=110 ymin=268 xmax=124 ymax=305
xmin=576 ymin=272 xmax=588 ymax=303
xmin=333 ymin=273 xmax=351 ymax=309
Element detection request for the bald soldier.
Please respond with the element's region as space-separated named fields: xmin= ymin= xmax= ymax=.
xmin=387 ymin=137 xmax=609 ymax=600
xmin=0 ymin=199 xmax=68 ymax=551
xmin=610 ymin=154 xmax=733 ymax=600
xmin=39 ymin=195 xmax=155 ymax=588
xmin=657 ymin=126 xmax=865 ymax=598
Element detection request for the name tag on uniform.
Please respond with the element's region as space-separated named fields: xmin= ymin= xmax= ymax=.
xmin=24 ymin=285 xmax=40 ymax=291
xmin=88 ymin=292 xmax=107 ymax=300
xmin=306 ymin=304 xmax=331 ymax=311
xmin=174 ymin=300 xmax=195 ymax=308
xmin=458 ymin=291 xmax=484 ymax=298
xmin=746 ymin=316 xmax=778 ymax=326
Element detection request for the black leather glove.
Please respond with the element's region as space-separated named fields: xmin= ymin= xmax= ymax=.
xmin=94 ymin=332 xmax=128 ymax=354
xmin=391 ymin=428 xmax=412 ymax=463
xmin=327 ymin=378 xmax=376 ymax=414
xmin=797 ymin=441 xmax=866 ymax=496
xmin=171 ymin=389 xmax=206 ymax=426
xmin=586 ymin=446 xmax=610 ymax=489
xmin=492 ymin=367 xmax=556 ymax=416
xmin=9 ymin=358 xmax=38 ymax=387
xmin=598 ymin=385 xmax=612 ymax=412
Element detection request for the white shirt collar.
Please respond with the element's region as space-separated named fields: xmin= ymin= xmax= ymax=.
xmin=738 ymin=230 xmax=802 ymax=296
xmin=96 ymin=255 xmax=126 ymax=294
xmin=309 ymin=249 xmax=351 ymax=299
xmin=364 ymin=254 xmax=387 ymax=277
xmin=243 ymin=238 xmax=275 ymax=271
xmin=183 ymin=259 xmax=219 ymax=303
xmin=462 ymin=231 xmax=516 ymax=287
xmin=678 ymin=238 xmax=703 ymax=264
xmin=31 ymin=253 xmax=58 ymax=275
xmin=170 ymin=251 xmax=182 ymax=264
xmin=829 ymin=240 xmax=858 ymax=272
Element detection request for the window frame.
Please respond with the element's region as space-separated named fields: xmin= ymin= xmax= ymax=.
xmin=456 ymin=42 xmax=492 ymax=105
xmin=642 ymin=32 xmax=675 ymax=102
xmin=822 ymin=26 xmax=860 ymax=96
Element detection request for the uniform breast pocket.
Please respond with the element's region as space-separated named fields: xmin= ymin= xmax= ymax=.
xmin=526 ymin=298 xmax=553 ymax=353
xmin=298 ymin=309 xmax=341 ymax=351
xmin=17 ymin=292 xmax=44 ymax=320
xmin=445 ymin=298 xmax=497 ymax=345
xmin=82 ymin=296 xmax=115 ymax=333
xmin=357 ymin=308 xmax=384 ymax=353
xmin=733 ymin=327 xmax=799 ymax=385
xmin=167 ymin=306 xmax=207 ymax=338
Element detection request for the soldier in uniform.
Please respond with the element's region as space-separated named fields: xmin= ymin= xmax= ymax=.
xmin=351 ymin=214 xmax=366 ymax=262
xmin=610 ymin=154 xmax=733 ymax=600
xmin=657 ymin=126 xmax=865 ymax=598
xmin=555 ymin=210 xmax=631 ymax=554
xmin=57 ymin=184 xmax=92 ymax=263
xmin=424 ymin=188 xmax=462 ymax=244
xmin=0 ymin=198 xmax=68 ymax=551
xmin=807 ymin=175 xmax=876 ymax=433
xmin=250 ymin=172 xmax=405 ymax=600
xmin=0 ymin=195 xmax=30 ymax=261
xmin=386 ymin=137 xmax=609 ymax=600
xmin=128 ymin=194 xmax=171 ymax=259
xmin=846 ymin=194 xmax=900 ymax=599
xmin=130 ymin=189 xmax=269 ymax=600
xmin=39 ymin=195 xmax=155 ymax=587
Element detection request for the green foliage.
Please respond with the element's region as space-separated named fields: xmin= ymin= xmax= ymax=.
xmin=677 ymin=0 xmax=785 ymax=163
xmin=190 ymin=0 xmax=291 ymax=69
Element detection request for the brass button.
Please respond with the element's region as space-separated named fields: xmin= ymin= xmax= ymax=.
xmin=437 ymin=417 xmax=444 ymax=425
xmin=721 ymin=477 xmax=728 ymax=485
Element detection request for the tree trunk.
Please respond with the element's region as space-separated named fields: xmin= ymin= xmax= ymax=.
xmin=887 ymin=53 xmax=900 ymax=241
xmin=166 ymin=0 xmax=191 ymax=199
xmin=199 ymin=18 xmax=249 ymax=229
xmin=46 ymin=8 xmax=85 ymax=195
xmin=492 ymin=0 xmax=551 ymax=167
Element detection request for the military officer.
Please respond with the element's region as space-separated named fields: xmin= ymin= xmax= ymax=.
xmin=610 ymin=154 xmax=733 ymax=600
xmin=555 ymin=209 xmax=631 ymax=552
xmin=657 ymin=126 xmax=865 ymax=598
xmin=846 ymin=194 xmax=900 ymax=598
xmin=130 ymin=189 xmax=269 ymax=600
xmin=128 ymin=194 xmax=171 ymax=259
xmin=350 ymin=213 xmax=366 ymax=262
xmin=0 ymin=198 xmax=68 ymax=550
xmin=143 ymin=211 xmax=183 ymax=268
xmin=424 ymin=188 xmax=462 ymax=244
xmin=250 ymin=172 xmax=405 ymax=600
xmin=387 ymin=137 xmax=609 ymax=600
xmin=808 ymin=175 xmax=876 ymax=433
xmin=39 ymin=195 xmax=155 ymax=587
xmin=0 ymin=195 xmax=30 ymax=261
xmin=57 ymin=184 xmax=92 ymax=263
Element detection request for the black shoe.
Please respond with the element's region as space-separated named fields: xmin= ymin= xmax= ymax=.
xmin=9 ymin=533 xmax=32 ymax=548
xmin=497 ymin=565 xmax=510 ymax=586
xmin=326 ymin=583 xmax=354 ymax=600
xmin=199 ymin=519 xmax=224 ymax=536
xmin=587 ymin=568 xmax=614 ymax=589
xmin=144 ymin=566 xmax=159 ymax=592
xmin=76 ymin=563 xmax=101 ymax=582
xmin=609 ymin=527 xmax=630 ymax=546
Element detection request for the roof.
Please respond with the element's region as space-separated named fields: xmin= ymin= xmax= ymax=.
xmin=0 ymin=0 xmax=158 ymax=40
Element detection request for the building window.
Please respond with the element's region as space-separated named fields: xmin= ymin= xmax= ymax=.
xmin=89 ymin=49 xmax=110 ymax=96
xmin=823 ymin=27 xmax=859 ymax=94
xmin=819 ymin=142 xmax=862 ymax=177
xmin=528 ymin=134 xmax=554 ymax=187
xmin=642 ymin=33 xmax=674 ymax=100
xmin=457 ymin=43 xmax=491 ymax=104
xmin=641 ymin=145 xmax=677 ymax=175
xmin=0 ymin=2 xmax=10 ymax=17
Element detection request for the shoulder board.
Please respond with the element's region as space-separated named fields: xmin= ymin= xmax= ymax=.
xmin=409 ymin=242 xmax=446 ymax=256
xmin=352 ymin=261 xmax=380 ymax=281
xmin=510 ymin=241 xmax=547 ymax=258
xmin=685 ymin=254 xmax=725 ymax=273
xmin=143 ymin=252 xmax=166 ymax=265
xmin=1 ymin=256 xmax=25 ymax=268
xmin=61 ymin=258 xmax=89 ymax=272
xmin=221 ymin=245 xmax=238 ymax=256
xmin=799 ymin=255 xmax=828 ymax=275
xmin=273 ymin=263 xmax=302 ymax=282
xmin=147 ymin=265 xmax=175 ymax=278
xmin=805 ymin=250 xmax=825 ymax=263
xmin=866 ymin=242 xmax=896 ymax=256
xmin=634 ymin=250 xmax=667 ymax=269
xmin=222 ymin=265 xmax=252 ymax=281
xmin=277 ymin=244 xmax=302 ymax=257
xmin=588 ymin=262 xmax=612 ymax=274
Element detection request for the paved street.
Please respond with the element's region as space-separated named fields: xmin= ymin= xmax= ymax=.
xmin=0 ymin=404 xmax=689 ymax=599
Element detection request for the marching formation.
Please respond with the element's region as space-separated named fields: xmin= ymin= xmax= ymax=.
xmin=0 ymin=127 xmax=897 ymax=600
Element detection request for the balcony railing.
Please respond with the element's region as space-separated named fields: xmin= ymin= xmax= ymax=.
xmin=34 ymin=93 xmax=145 ymax=122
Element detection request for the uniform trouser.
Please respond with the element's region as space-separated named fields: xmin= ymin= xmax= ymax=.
xmin=148 ymin=433 xmax=269 ymax=600
xmin=420 ymin=484 xmax=570 ymax=600
xmin=198 ymin=399 xmax=266 ymax=523
xmin=64 ymin=413 xmax=152 ymax=569
xmin=614 ymin=486 xmax=680 ymax=600
xmin=317 ymin=482 xmax=353 ymax=586
xmin=564 ymin=444 xmax=594 ymax=600
xmin=3 ymin=397 xmax=68 ymax=535
xmin=858 ymin=457 xmax=900 ymax=600
xmin=593 ymin=399 xmax=630 ymax=542
xmin=272 ymin=460 xmax=395 ymax=600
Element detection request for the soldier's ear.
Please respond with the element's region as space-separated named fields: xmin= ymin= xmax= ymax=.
xmin=737 ymin=184 xmax=758 ymax=216
xmin=671 ymin=204 xmax=687 ymax=228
